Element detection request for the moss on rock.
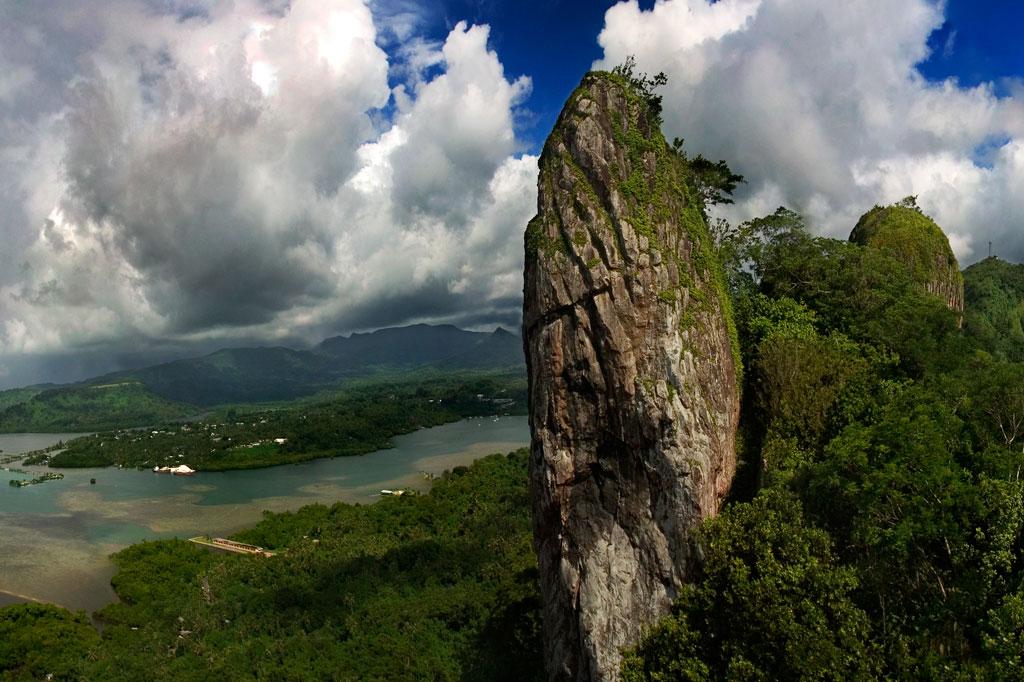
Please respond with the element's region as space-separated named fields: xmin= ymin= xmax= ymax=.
xmin=522 ymin=69 xmax=742 ymax=681
xmin=850 ymin=203 xmax=964 ymax=319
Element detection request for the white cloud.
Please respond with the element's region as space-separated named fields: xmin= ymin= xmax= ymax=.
xmin=594 ymin=0 xmax=1024 ymax=264
xmin=17 ymin=0 xmax=1021 ymax=366
xmin=0 ymin=1 xmax=535 ymax=356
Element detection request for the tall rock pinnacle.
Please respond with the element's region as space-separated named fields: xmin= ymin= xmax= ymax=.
xmin=522 ymin=71 xmax=741 ymax=681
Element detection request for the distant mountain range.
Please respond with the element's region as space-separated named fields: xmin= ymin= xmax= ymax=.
xmin=0 ymin=324 xmax=524 ymax=432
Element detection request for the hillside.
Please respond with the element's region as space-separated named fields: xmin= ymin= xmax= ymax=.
xmin=99 ymin=324 xmax=524 ymax=406
xmin=100 ymin=346 xmax=329 ymax=406
xmin=0 ymin=385 xmax=51 ymax=412
xmin=316 ymin=324 xmax=523 ymax=372
xmin=0 ymin=325 xmax=525 ymax=431
xmin=962 ymin=256 xmax=1024 ymax=361
xmin=0 ymin=382 xmax=194 ymax=433
xmin=850 ymin=201 xmax=964 ymax=318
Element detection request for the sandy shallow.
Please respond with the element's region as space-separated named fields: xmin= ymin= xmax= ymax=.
xmin=0 ymin=515 xmax=120 ymax=610
xmin=0 ymin=419 xmax=529 ymax=612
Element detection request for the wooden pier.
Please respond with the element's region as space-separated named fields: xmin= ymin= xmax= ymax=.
xmin=189 ymin=537 xmax=275 ymax=556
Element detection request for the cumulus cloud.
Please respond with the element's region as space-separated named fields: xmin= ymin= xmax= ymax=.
xmin=0 ymin=0 xmax=536 ymax=359
xmin=10 ymin=0 xmax=1022 ymax=380
xmin=594 ymin=0 xmax=1024 ymax=264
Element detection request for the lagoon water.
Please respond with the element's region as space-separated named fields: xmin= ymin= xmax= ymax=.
xmin=0 ymin=417 xmax=529 ymax=612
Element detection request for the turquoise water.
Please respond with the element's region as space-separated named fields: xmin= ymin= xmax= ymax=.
xmin=0 ymin=416 xmax=529 ymax=612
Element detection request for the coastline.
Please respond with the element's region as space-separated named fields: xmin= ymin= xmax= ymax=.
xmin=0 ymin=417 xmax=530 ymax=613
xmin=0 ymin=588 xmax=66 ymax=610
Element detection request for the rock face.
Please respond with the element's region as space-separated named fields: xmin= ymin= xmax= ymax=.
xmin=522 ymin=72 xmax=740 ymax=681
xmin=850 ymin=205 xmax=964 ymax=322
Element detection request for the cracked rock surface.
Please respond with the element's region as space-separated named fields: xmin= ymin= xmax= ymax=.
xmin=522 ymin=72 xmax=740 ymax=682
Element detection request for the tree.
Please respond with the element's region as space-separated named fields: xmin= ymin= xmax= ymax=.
xmin=672 ymin=138 xmax=746 ymax=216
xmin=611 ymin=55 xmax=668 ymax=123
xmin=962 ymin=359 xmax=1024 ymax=450
xmin=896 ymin=195 xmax=923 ymax=212
xmin=622 ymin=488 xmax=881 ymax=682
xmin=0 ymin=603 xmax=100 ymax=680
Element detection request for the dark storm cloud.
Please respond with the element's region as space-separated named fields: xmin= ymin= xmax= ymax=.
xmin=0 ymin=1 xmax=537 ymax=368
xmin=330 ymin=282 xmax=521 ymax=334
xmin=58 ymin=68 xmax=337 ymax=332
xmin=0 ymin=1 xmax=111 ymax=282
xmin=442 ymin=296 xmax=524 ymax=333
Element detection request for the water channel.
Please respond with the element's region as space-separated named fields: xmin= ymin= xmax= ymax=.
xmin=0 ymin=416 xmax=529 ymax=612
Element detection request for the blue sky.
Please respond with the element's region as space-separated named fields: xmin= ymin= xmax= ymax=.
xmin=919 ymin=0 xmax=1024 ymax=93
xmin=401 ymin=0 xmax=1024 ymax=152
xmin=400 ymin=0 xmax=636 ymax=151
xmin=1 ymin=0 xmax=1024 ymax=388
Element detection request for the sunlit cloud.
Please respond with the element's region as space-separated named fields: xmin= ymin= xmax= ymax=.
xmin=595 ymin=0 xmax=1024 ymax=264
xmin=0 ymin=0 xmax=535 ymax=361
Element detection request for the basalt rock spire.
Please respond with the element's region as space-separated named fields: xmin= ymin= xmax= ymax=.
xmin=522 ymin=71 xmax=740 ymax=681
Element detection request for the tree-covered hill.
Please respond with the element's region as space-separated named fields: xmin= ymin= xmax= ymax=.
xmin=849 ymin=199 xmax=964 ymax=319
xmin=0 ymin=382 xmax=194 ymax=433
xmin=104 ymin=346 xmax=329 ymax=406
xmin=0 ymin=324 xmax=525 ymax=432
xmin=963 ymin=255 xmax=1024 ymax=361
xmin=108 ymin=324 xmax=524 ymax=406
xmin=0 ymin=385 xmax=52 ymax=412
xmin=315 ymin=324 xmax=524 ymax=374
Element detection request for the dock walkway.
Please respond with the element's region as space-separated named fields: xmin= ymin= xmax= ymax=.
xmin=189 ymin=537 xmax=275 ymax=556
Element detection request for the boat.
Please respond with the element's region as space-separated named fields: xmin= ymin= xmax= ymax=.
xmin=154 ymin=465 xmax=195 ymax=475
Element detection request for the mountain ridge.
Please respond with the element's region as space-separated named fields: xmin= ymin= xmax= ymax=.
xmin=0 ymin=324 xmax=525 ymax=430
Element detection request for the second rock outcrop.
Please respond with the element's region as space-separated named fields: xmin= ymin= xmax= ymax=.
xmin=851 ymin=203 xmax=965 ymax=322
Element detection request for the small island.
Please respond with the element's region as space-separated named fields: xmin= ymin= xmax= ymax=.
xmin=8 ymin=472 xmax=64 ymax=487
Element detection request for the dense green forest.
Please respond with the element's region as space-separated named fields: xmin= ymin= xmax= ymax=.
xmin=963 ymin=256 xmax=1024 ymax=362
xmin=622 ymin=205 xmax=1024 ymax=680
xmin=22 ymin=370 xmax=526 ymax=471
xmin=0 ymin=382 xmax=195 ymax=433
xmin=0 ymin=451 xmax=543 ymax=681
xmin=0 ymin=604 xmax=101 ymax=680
